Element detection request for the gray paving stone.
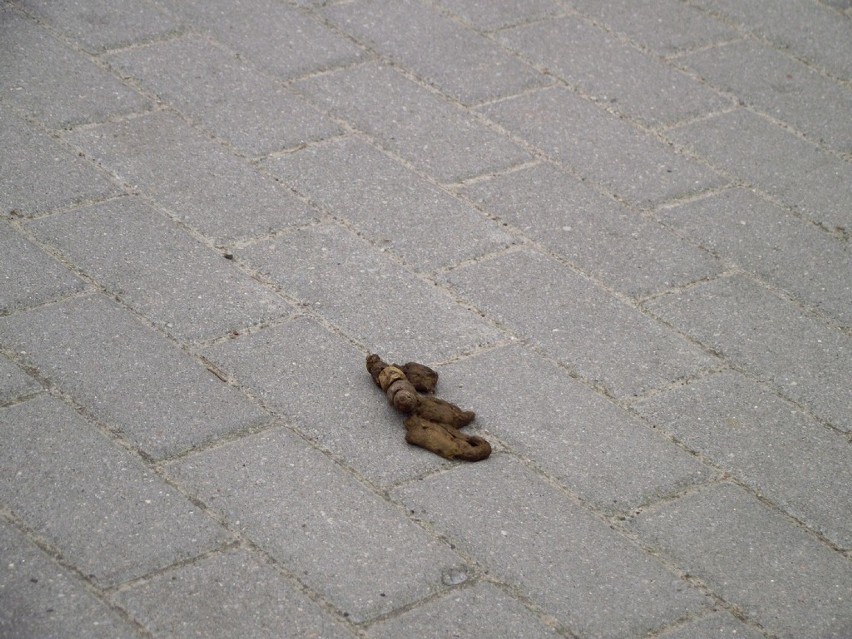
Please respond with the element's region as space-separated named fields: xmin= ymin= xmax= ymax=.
xmin=667 ymin=109 xmax=852 ymax=232
xmin=480 ymin=86 xmax=725 ymax=207
xmin=296 ymin=62 xmax=531 ymax=183
xmin=445 ymin=248 xmax=718 ymax=397
xmin=365 ymin=581 xmax=562 ymax=639
xmin=157 ymin=0 xmax=366 ymax=80
xmin=0 ymin=224 xmax=85 ymax=315
xmin=324 ymin=0 xmax=548 ymax=105
xmin=497 ymin=15 xmax=731 ymax=127
xmin=203 ymin=317 xmax=449 ymax=486
xmin=114 ymin=547 xmax=355 ymax=639
xmin=432 ymin=0 xmax=563 ymax=31
xmin=27 ymin=198 xmax=290 ymax=341
xmin=0 ymin=7 xmax=148 ymax=128
xmin=393 ymin=455 xmax=709 ymax=638
xmin=15 ymin=0 xmax=179 ymax=52
xmin=566 ymin=0 xmax=737 ymax=55
xmin=64 ymin=111 xmax=316 ymax=244
xmin=690 ymin=0 xmax=852 ymax=82
xmin=658 ymin=188 xmax=852 ymax=326
xmin=0 ymin=518 xmax=143 ymax=639
xmin=633 ymin=370 xmax=852 ymax=550
xmin=460 ymin=162 xmax=721 ymax=298
xmin=0 ymin=103 xmax=120 ymax=216
xmin=0 ymin=355 xmax=40 ymax=404
xmin=630 ymin=483 xmax=852 ymax=639
xmin=106 ymin=35 xmax=341 ymax=157
xmin=645 ymin=275 xmax=851 ymax=432
xmin=264 ymin=137 xmax=514 ymax=271
xmin=238 ymin=223 xmax=501 ymax=362
xmin=0 ymin=395 xmax=230 ymax=587
xmin=0 ymin=294 xmax=270 ymax=459
xmin=441 ymin=344 xmax=711 ymax=514
xmin=165 ymin=427 xmax=464 ymax=623
xmin=680 ymin=40 xmax=852 ymax=153
xmin=655 ymin=611 xmax=768 ymax=639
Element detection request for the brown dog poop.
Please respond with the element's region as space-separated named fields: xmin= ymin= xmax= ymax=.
xmin=366 ymin=354 xmax=490 ymax=462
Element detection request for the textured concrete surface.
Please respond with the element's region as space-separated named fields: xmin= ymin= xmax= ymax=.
xmin=1 ymin=1 xmax=849 ymax=638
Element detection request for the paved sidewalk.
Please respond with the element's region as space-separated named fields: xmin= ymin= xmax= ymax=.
xmin=1 ymin=0 xmax=850 ymax=637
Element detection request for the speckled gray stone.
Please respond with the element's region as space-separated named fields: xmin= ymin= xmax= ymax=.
xmin=0 ymin=224 xmax=85 ymax=315
xmin=460 ymin=162 xmax=721 ymax=297
xmin=64 ymin=111 xmax=316 ymax=243
xmin=658 ymin=188 xmax=852 ymax=326
xmin=238 ymin=223 xmax=501 ymax=362
xmin=656 ymin=611 xmax=767 ymax=639
xmin=393 ymin=455 xmax=709 ymax=638
xmin=296 ymin=62 xmax=531 ymax=183
xmin=264 ymin=137 xmax=513 ymax=271
xmin=646 ymin=275 xmax=851 ymax=432
xmin=0 ymin=519 xmax=144 ymax=639
xmin=106 ymin=35 xmax=341 ymax=156
xmin=481 ymin=86 xmax=725 ymax=207
xmin=445 ymin=248 xmax=718 ymax=397
xmin=666 ymin=109 xmax=852 ymax=231
xmin=0 ymin=104 xmax=119 ymax=216
xmin=27 ymin=197 xmax=290 ymax=341
xmin=0 ymin=355 xmax=40 ymax=404
xmin=441 ymin=344 xmax=711 ymax=513
xmin=0 ymin=7 xmax=148 ymax=128
xmin=324 ymin=0 xmax=548 ymax=105
xmin=114 ymin=547 xmax=356 ymax=639
xmin=498 ymin=15 xmax=731 ymax=126
xmin=630 ymin=483 xmax=852 ymax=638
xmin=165 ymin=427 xmax=463 ymax=623
xmin=0 ymin=395 xmax=230 ymax=587
xmin=0 ymin=294 xmax=270 ymax=459
xmin=433 ymin=0 xmax=563 ymax=31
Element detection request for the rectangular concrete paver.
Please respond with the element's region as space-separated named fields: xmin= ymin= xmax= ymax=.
xmin=1 ymin=103 xmax=120 ymax=216
xmin=441 ymin=345 xmax=712 ymax=514
xmin=202 ymin=317 xmax=449 ymax=486
xmin=324 ymin=0 xmax=548 ymax=105
xmin=0 ymin=7 xmax=148 ymax=128
xmin=459 ymin=162 xmax=721 ymax=298
xmin=630 ymin=483 xmax=852 ymax=638
xmin=679 ymin=40 xmax=852 ymax=153
xmin=114 ymin=547 xmax=356 ymax=639
xmin=0 ymin=224 xmax=85 ymax=315
xmin=646 ymin=275 xmax=851 ymax=432
xmin=0 ymin=294 xmax=270 ymax=459
xmin=157 ymin=0 xmax=366 ymax=81
xmin=0 ymin=518 xmax=144 ymax=639
xmin=393 ymin=455 xmax=710 ymax=638
xmin=16 ymin=0 xmax=179 ymax=53
xmin=481 ymin=86 xmax=726 ymax=207
xmin=658 ymin=187 xmax=852 ymax=327
xmin=566 ymin=0 xmax=737 ymax=55
xmin=656 ymin=611 xmax=766 ymax=639
xmin=296 ymin=62 xmax=531 ymax=183
xmin=27 ymin=197 xmax=291 ymax=341
xmin=165 ymin=427 xmax=464 ymax=623
xmin=445 ymin=248 xmax=718 ymax=397
xmin=0 ymin=395 xmax=230 ymax=588
xmin=238 ymin=223 xmax=501 ymax=362
xmin=0 ymin=355 xmax=40 ymax=404
xmin=633 ymin=369 xmax=852 ymax=550
xmin=65 ymin=111 xmax=317 ymax=244
xmin=432 ymin=0 xmax=563 ymax=31
xmin=365 ymin=582 xmax=562 ymax=639
xmin=106 ymin=35 xmax=341 ymax=157
xmin=666 ymin=109 xmax=852 ymax=231
xmin=263 ymin=137 xmax=514 ymax=272
xmin=497 ymin=15 xmax=731 ymax=127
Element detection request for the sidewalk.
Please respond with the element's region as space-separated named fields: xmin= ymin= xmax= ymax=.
xmin=1 ymin=0 xmax=850 ymax=637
